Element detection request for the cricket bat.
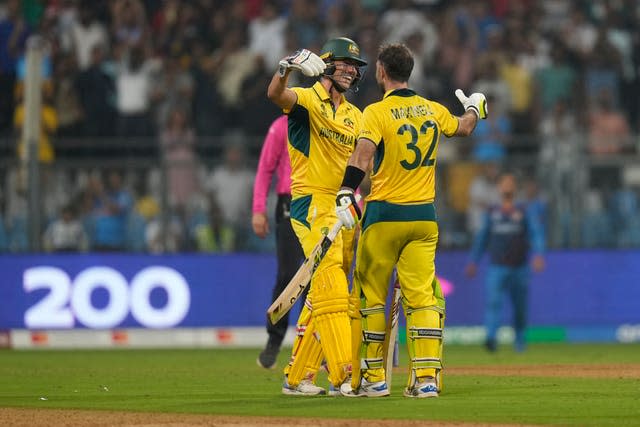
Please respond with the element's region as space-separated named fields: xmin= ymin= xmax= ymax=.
xmin=382 ymin=278 xmax=402 ymax=389
xmin=267 ymin=220 xmax=343 ymax=325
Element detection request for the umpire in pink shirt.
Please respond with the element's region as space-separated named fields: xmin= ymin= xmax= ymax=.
xmin=253 ymin=115 xmax=306 ymax=369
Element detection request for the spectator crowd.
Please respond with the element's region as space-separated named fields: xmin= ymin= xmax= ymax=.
xmin=1 ymin=0 xmax=640 ymax=252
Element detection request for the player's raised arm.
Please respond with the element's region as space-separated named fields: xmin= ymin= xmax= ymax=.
xmin=454 ymin=88 xmax=488 ymax=136
xmin=267 ymin=49 xmax=326 ymax=111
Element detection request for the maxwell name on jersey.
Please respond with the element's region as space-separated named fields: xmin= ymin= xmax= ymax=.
xmin=390 ymin=104 xmax=433 ymax=120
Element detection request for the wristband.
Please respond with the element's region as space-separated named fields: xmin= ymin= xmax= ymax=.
xmin=340 ymin=165 xmax=365 ymax=191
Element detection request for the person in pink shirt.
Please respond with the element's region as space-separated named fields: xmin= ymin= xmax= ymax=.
xmin=253 ymin=115 xmax=305 ymax=369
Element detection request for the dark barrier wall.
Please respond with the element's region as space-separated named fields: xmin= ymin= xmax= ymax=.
xmin=1 ymin=251 xmax=639 ymax=330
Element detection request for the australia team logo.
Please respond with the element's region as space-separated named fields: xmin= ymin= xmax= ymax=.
xmin=344 ymin=117 xmax=354 ymax=129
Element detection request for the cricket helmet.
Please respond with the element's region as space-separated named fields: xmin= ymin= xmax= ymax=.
xmin=319 ymin=37 xmax=367 ymax=92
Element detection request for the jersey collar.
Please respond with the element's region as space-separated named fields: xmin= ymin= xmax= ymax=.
xmin=383 ymin=88 xmax=416 ymax=99
xmin=313 ymin=81 xmax=344 ymax=103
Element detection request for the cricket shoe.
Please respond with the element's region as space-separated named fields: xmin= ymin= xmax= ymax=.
xmin=328 ymin=383 xmax=341 ymax=396
xmin=282 ymin=378 xmax=326 ymax=396
xmin=403 ymin=379 xmax=438 ymax=398
xmin=341 ymin=378 xmax=389 ymax=397
xmin=257 ymin=343 xmax=279 ymax=369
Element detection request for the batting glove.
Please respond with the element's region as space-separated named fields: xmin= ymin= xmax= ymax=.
xmin=278 ymin=49 xmax=326 ymax=77
xmin=335 ymin=189 xmax=361 ymax=230
xmin=455 ymin=89 xmax=488 ymax=119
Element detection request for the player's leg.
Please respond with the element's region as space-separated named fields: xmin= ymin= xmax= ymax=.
xmin=397 ymin=220 xmax=442 ymax=398
xmin=286 ymin=195 xmax=351 ymax=391
xmin=484 ymin=265 xmax=507 ymax=351
xmin=259 ymin=196 xmax=306 ymax=369
xmin=509 ymin=265 xmax=529 ymax=352
xmin=345 ymin=221 xmax=400 ymax=397
xmin=282 ymin=300 xmax=326 ymax=395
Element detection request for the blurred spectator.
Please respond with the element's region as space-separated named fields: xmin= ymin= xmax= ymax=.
xmin=14 ymin=82 xmax=58 ymax=165
xmin=287 ymin=0 xmax=324 ymax=48
xmin=42 ymin=204 xmax=88 ymax=252
xmin=111 ymin=0 xmax=148 ymax=50
xmin=115 ymin=45 xmax=158 ymax=137
xmin=160 ymin=107 xmax=198 ymax=209
xmin=189 ymin=39 xmax=226 ymax=136
xmin=153 ymin=49 xmax=194 ymax=130
xmin=473 ymin=57 xmax=511 ymax=118
xmin=588 ymin=88 xmax=631 ymax=155
xmin=145 ymin=207 xmax=186 ymax=253
xmin=205 ymin=139 xmax=255 ymax=252
xmin=470 ymin=94 xmax=511 ymax=163
xmin=583 ymin=27 xmax=622 ymax=113
xmin=500 ymin=47 xmax=534 ymax=135
xmin=467 ymin=162 xmax=500 ymax=235
xmin=248 ymin=0 xmax=286 ymax=71
xmin=76 ymin=44 xmax=116 ymax=137
xmin=239 ymin=56 xmax=281 ymax=136
xmin=0 ymin=0 xmax=30 ymax=133
xmin=210 ymin=26 xmax=256 ymax=119
xmin=534 ymin=44 xmax=577 ymax=115
xmin=89 ymin=170 xmax=134 ymax=251
xmin=62 ymin=1 xmax=109 ymax=71
xmin=379 ymin=0 xmax=437 ymax=62
xmin=53 ymin=53 xmax=83 ymax=139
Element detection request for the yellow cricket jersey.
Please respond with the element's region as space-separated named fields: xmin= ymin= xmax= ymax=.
xmin=285 ymin=82 xmax=363 ymax=198
xmin=361 ymin=88 xmax=458 ymax=204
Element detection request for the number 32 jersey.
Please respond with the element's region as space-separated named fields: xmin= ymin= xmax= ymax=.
xmin=360 ymin=88 xmax=458 ymax=204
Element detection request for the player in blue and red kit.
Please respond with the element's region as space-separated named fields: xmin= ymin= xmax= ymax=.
xmin=465 ymin=173 xmax=545 ymax=352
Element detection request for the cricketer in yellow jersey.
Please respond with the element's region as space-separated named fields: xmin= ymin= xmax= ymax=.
xmin=335 ymin=43 xmax=487 ymax=398
xmin=267 ymin=37 xmax=366 ymax=396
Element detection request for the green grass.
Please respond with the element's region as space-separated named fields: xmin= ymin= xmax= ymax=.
xmin=1 ymin=343 xmax=639 ymax=426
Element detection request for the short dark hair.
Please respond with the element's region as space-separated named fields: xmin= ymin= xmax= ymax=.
xmin=377 ymin=43 xmax=414 ymax=83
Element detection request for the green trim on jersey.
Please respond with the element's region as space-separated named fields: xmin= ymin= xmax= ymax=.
xmin=288 ymin=105 xmax=311 ymax=157
xmin=387 ymin=88 xmax=416 ymax=98
xmin=361 ymin=200 xmax=437 ymax=232
xmin=373 ymin=138 xmax=385 ymax=174
xmin=291 ymin=195 xmax=312 ymax=229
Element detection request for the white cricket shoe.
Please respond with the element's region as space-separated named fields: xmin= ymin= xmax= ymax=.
xmin=403 ymin=379 xmax=438 ymax=398
xmin=341 ymin=378 xmax=389 ymax=397
xmin=282 ymin=378 xmax=326 ymax=396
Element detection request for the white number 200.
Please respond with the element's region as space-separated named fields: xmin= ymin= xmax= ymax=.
xmin=23 ymin=266 xmax=190 ymax=329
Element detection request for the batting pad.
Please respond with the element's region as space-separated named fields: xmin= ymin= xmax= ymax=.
xmin=311 ymin=266 xmax=351 ymax=386
xmin=349 ymin=286 xmax=362 ymax=390
xmin=359 ymin=305 xmax=386 ymax=383
xmin=286 ymin=317 xmax=324 ymax=387
xmin=285 ymin=302 xmax=323 ymax=384
xmin=406 ymin=306 xmax=443 ymax=386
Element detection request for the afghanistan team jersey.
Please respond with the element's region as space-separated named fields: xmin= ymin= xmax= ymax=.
xmin=360 ymin=88 xmax=458 ymax=204
xmin=285 ymin=82 xmax=363 ymax=198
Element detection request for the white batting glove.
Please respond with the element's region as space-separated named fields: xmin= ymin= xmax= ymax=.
xmin=278 ymin=49 xmax=326 ymax=77
xmin=455 ymin=89 xmax=488 ymax=119
xmin=335 ymin=189 xmax=361 ymax=230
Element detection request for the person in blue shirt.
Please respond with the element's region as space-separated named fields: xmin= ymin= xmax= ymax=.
xmin=465 ymin=173 xmax=545 ymax=352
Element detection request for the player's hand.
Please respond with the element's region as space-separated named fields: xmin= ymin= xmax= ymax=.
xmin=279 ymin=49 xmax=326 ymax=77
xmin=252 ymin=212 xmax=270 ymax=238
xmin=455 ymin=89 xmax=488 ymax=119
xmin=335 ymin=189 xmax=361 ymax=230
xmin=531 ymin=255 xmax=545 ymax=273
xmin=464 ymin=263 xmax=477 ymax=278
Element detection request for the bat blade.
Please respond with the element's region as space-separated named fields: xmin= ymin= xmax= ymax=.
xmin=267 ymin=221 xmax=343 ymax=325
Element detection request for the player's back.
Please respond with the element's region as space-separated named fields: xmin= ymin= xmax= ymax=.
xmin=363 ymin=89 xmax=458 ymax=204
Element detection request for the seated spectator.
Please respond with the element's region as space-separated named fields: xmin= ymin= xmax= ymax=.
xmin=588 ymin=88 xmax=631 ymax=155
xmin=42 ymin=205 xmax=88 ymax=252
